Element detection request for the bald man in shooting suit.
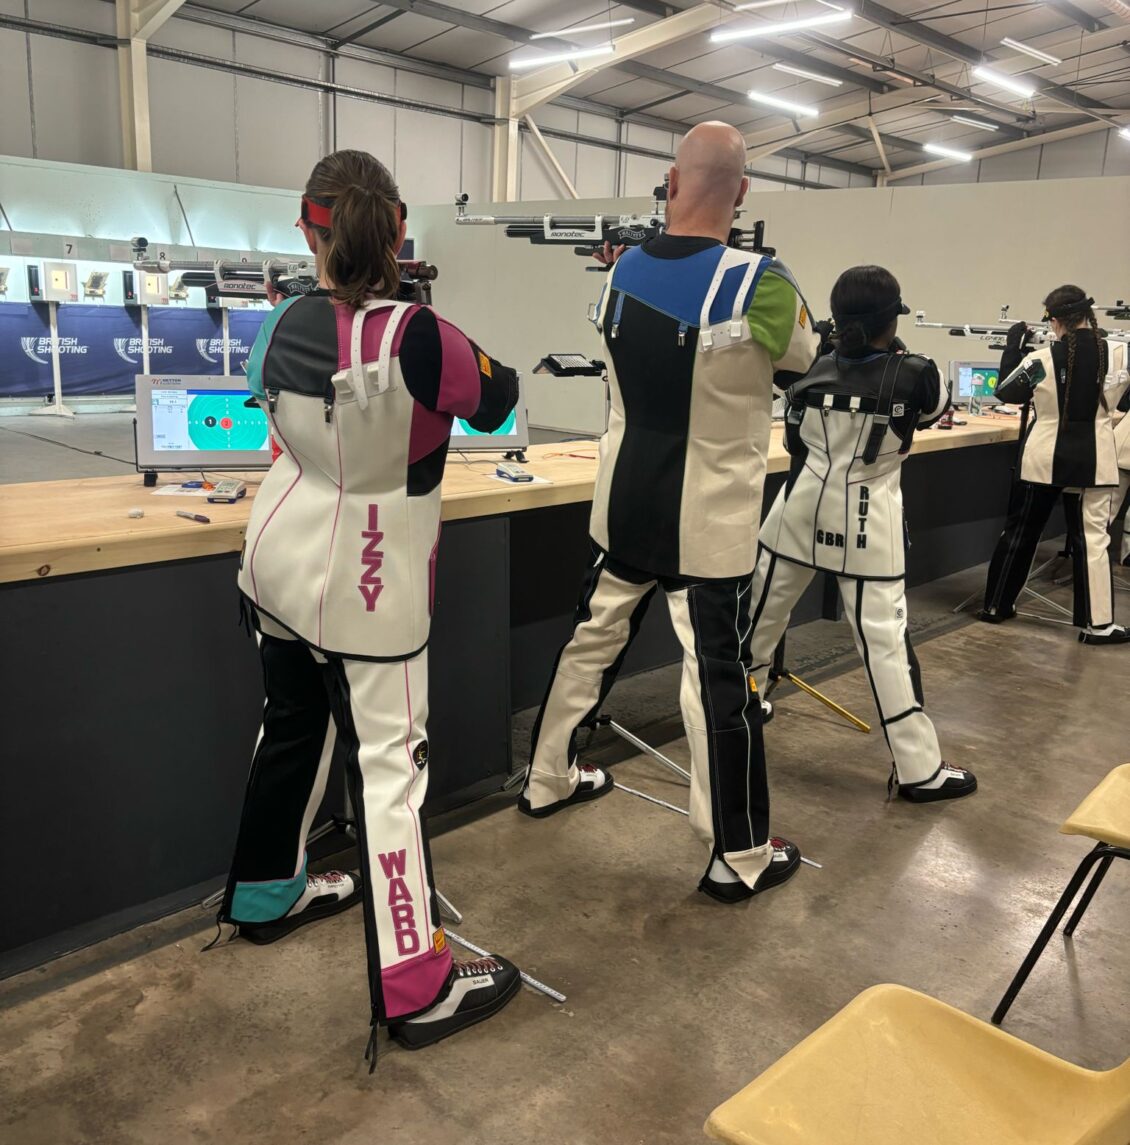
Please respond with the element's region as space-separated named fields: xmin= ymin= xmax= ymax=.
xmin=518 ymin=123 xmax=820 ymax=903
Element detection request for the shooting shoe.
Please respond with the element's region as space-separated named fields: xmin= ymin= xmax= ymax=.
xmin=389 ymin=956 xmax=521 ymax=1049
xmin=698 ymin=838 xmax=801 ymax=904
xmin=238 ymin=870 xmax=362 ymax=945
xmin=896 ymin=763 xmax=977 ymax=804
xmin=977 ymin=607 xmax=1016 ymax=624
xmin=517 ymin=764 xmax=614 ymax=819
xmin=1080 ymin=624 xmax=1130 ymax=645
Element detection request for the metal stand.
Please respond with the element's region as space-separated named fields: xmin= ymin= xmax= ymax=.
xmin=766 ymin=633 xmax=870 ymax=733
xmin=436 ymin=893 xmax=566 ymax=1004
xmin=594 ymin=716 xmax=690 ymax=783
xmin=29 ymin=301 xmax=75 ymax=419
xmin=588 ymin=679 xmax=822 ymax=870
xmin=953 ymin=550 xmax=1074 ymax=626
xmin=610 ymin=778 xmax=823 ymax=871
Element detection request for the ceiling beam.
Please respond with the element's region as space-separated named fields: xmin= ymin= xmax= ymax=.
xmin=885 ymin=118 xmax=1113 ymax=180
xmin=866 ymin=116 xmax=891 ymax=173
xmin=800 ymin=32 xmax=1034 ymax=122
xmin=831 ymin=120 xmax=927 ymax=154
xmin=329 ymin=10 xmax=404 ymax=49
xmin=1042 ymin=0 xmax=1106 ymax=33
xmin=512 ymin=5 xmax=732 ymax=117
xmin=167 ymin=2 xmax=494 ymax=87
xmin=742 ymin=88 xmax=936 ymax=158
xmin=736 ymin=43 xmax=891 ymax=94
xmin=550 ymin=94 xmax=878 ymax=178
xmin=371 ymin=0 xmax=573 ymax=51
xmin=616 ymin=0 xmax=679 ymax=15
xmin=132 ymin=0 xmax=186 ymax=40
xmin=853 ymin=0 xmax=1117 ymax=119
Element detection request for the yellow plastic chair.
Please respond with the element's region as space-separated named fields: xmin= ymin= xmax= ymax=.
xmin=704 ymin=984 xmax=1130 ymax=1145
xmin=993 ymin=762 xmax=1130 ymax=1025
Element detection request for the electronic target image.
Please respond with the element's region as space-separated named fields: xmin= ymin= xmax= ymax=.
xmin=451 ymin=409 xmax=517 ymax=438
xmin=187 ymin=392 xmax=269 ymax=451
xmin=150 ymin=387 xmax=270 ymax=453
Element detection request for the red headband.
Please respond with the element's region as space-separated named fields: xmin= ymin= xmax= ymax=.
xmin=298 ymin=195 xmax=406 ymax=231
xmin=299 ymin=195 xmax=333 ymax=229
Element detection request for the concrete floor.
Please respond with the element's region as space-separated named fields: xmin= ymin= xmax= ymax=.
xmin=0 ymin=413 xmax=139 ymax=484
xmin=1 ymin=569 xmax=1128 ymax=1145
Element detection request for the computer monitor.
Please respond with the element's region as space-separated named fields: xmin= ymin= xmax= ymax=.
xmin=448 ymin=378 xmax=529 ymax=452
xmin=135 ymin=374 xmax=530 ymax=471
xmin=134 ymin=375 xmax=272 ymax=472
xmin=950 ymin=361 xmax=1001 ymax=405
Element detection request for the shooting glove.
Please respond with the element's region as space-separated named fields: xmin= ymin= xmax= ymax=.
xmin=1005 ymin=321 xmax=1032 ymax=351
xmin=1000 ymin=321 xmax=1034 ymax=380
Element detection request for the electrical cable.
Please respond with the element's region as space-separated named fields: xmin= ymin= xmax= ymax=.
xmin=0 ymin=424 xmax=135 ymax=466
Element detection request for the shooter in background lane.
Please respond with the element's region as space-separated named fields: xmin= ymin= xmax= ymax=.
xmin=748 ymin=266 xmax=976 ymax=804
xmin=981 ymin=286 xmax=1130 ymax=644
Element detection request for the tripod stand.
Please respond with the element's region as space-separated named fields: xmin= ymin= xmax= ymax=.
xmin=953 ymin=547 xmax=1075 ymax=625
xmin=765 ymin=632 xmax=871 ymax=733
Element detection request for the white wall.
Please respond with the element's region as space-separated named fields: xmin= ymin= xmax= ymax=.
xmin=412 ymin=177 xmax=1130 ymax=433
xmin=910 ymin=127 xmax=1130 ymax=186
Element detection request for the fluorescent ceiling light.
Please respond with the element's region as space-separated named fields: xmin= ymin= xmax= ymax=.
xmin=529 ymin=17 xmax=634 ymax=40
xmin=952 ymin=114 xmax=1000 ymax=131
xmin=772 ymin=62 xmax=843 ymax=86
xmin=1120 ymin=126 xmax=1130 ymax=141
xmin=923 ymin=142 xmax=974 ymax=161
xmin=972 ymin=65 xmax=1035 ymax=98
xmin=510 ymin=44 xmax=615 ymax=70
xmin=1000 ymin=37 xmax=1061 ymax=66
xmin=748 ymin=89 xmax=819 ymax=117
xmin=711 ymin=9 xmax=852 ymax=43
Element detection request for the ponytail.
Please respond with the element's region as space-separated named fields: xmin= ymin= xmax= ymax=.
xmin=837 ymin=320 xmax=870 ymax=354
xmin=321 ymin=183 xmax=401 ymax=308
xmin=1044 ymin=284 xmax=1107 ymax=413
xmin=303 ymin=149 xmax=403 ymax=310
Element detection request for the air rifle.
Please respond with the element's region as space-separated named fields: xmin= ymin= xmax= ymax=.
xmin=132 ymin=241 xmax=438 ymax=305
xmin=915 ymin=304 xmax=1129 ymax=350
xmin=453 ymin=179 xmax=775 ymax=270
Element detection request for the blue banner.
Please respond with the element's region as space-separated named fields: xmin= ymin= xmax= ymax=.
xmin=57 ymin=305 xmax=146 ymax=395
xmin=227 ymin=310 xmax=266 ymax=374
xmin=0 ymin=303 xmax=53 ymax=397
xmin=0 ymin=303 xmax=268 ymax=397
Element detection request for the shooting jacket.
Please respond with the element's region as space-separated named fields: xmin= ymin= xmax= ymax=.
xmin=590 ymin=234 xmax=818 ymax=579
xmin=999 ymin=334 xmax=1130 ymax=488
xmin=238 ymin=294 xmax=518 ymax=659
xmin=758 ymin=346 xmax=948 ymax=580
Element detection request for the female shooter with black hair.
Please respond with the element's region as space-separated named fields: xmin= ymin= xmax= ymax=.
xmin=748 ymin=266 xmax=977 ymax=803
xmin=981 ymin=285 xmax=1130 ymax=643
xmin=216 ymin=149 xmax=522 ymax=1065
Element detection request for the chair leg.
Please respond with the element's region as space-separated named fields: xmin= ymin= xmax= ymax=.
xmin=1063 ymin=854 xmax=1115 ymax=937
xmin=992 ymin=843 xmax=1108 ymax=1026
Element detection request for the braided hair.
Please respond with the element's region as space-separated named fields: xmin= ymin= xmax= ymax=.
xmin=1043 ymin=284 xmax=1108 ymax=413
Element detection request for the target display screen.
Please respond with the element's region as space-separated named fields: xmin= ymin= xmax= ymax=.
xmin=150 ymin=388 xmax=270 ymax=454
xmin=450 ymin=409 xmax=518 ymax=440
